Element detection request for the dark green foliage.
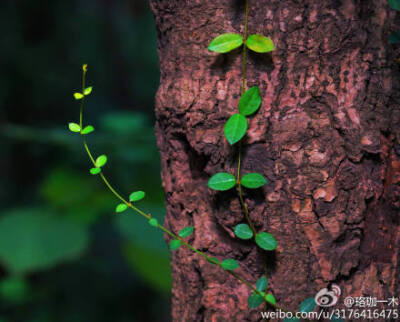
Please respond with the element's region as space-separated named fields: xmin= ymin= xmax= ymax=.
xmin=255 ymin=232 xmax=277 ymax=251
xmin=256 ymin=276 xmax=268 ymax=291
xmin=248 ymin=292 xmax=264 ymax=308
xmin=299 ymin=297 xmax=316 ymax=313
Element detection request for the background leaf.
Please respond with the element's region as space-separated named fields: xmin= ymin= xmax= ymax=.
xmin=0 ymin=209 xmax=88 ymax=274
xmin=207 ymin=172 xmax=236 ymax=191
xmin=234 ymin=223 xmax=253 ymax=240
xmin=208 ymin=33 xmax=243 ymax=53
xmin=389 ymin=0 xmax=400 ymax=10
xmin=241 ymin=173 xmax=267 ymax=189
xmin=255 ymin=232 xmax=277 ymax=251
xmin=389 ymin=31 xmax=400 ymax=44
xmin=246 ymin=34 xmax=275 ymax=53
xmin=224 ymin=113 xmax=247 ymax=145
xmin=239 ymin=86 xmax=262 ymax=116
xmin=221 ymin=259 xmax=239 ymax=270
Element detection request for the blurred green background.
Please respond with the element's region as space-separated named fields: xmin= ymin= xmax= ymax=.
xmin=0 ymin=1 xmax=171 ymax=321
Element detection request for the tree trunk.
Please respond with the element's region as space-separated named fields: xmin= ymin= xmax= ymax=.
xmin=150 ymin=0 xmax=400 ymax=320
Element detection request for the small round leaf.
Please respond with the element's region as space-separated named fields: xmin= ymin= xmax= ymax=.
xmin=73 ymin=92 xmax=84 ymax=100
xmin=234 ymin=224 xmax=253 ymax=240
xmin=265 ymin=293 xmax=276 ymax=305
xmin=129 ymin=191 xmax=145 ymax=202
xmin=83 ymin=86 xmax=93 ymax=95
xmin=239 ymin=86 xmax=262 ymax=116
xmin=96 ymin=155 xmax=107 ymax=168
xmin=241 ymin=173 xmax=267 ymax=189
xmin=90 ymin=167 xmax=101 ymax=175
xmin=208 ymin=33 xmax=243 ymax=53
xmin=178 ymin=226 xmax=194 ymax=238
xmin=224 ymin=113 xmax=247 ymax=145
xmin=68 ymin=123 xmax=81 ymax=132
xmin=248 ymin=292 xmax=264 ymax=309
xmin=115 ymin=203 xmax=128 ymax=213
xmin=255 ymin=232 xmax=277 ymax=251
xmin=299 ymin=297 xmax=316 ymax=313
xmin=221 ymin=258 xmax=239 ymax=270
xmin=169 ymin=239 xmax=181 ymax=251
xmin=148 ymin=218 xmax=158 ymax=227
xmin=256 ymin=276 xmax=268 ymax=292
xmin=82 ymin=125 xmax=94 ymax=135
xmin=207 ymin=172 xmax=236 ymax=191
xmin=246 ymin=34 xmax=275 ymax=53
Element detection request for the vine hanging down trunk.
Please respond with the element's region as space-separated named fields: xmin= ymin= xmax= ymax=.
xmin=150 ymin=0 xmax=400 ymax=320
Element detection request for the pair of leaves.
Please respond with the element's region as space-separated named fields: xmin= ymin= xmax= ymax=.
xmin=90 ymin=155 xmax=107 ymax=175
xmin=208 ymin=33 xmax=274 ymax=54
xmin=168 ymin=226 xmax=194 ymax=251
xmin=208 ymin=172 xmax=266 ymax=191
xmin=68 ymin=123 xmax=95 ymax=134
xmin=73 ymin=86 xmax=93 ymax=100
xmin=224 ymin=86 xmax=262 ymax=144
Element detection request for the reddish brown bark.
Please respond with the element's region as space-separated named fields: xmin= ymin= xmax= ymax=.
xmin=150 ymin=0 xmax=400 ymax=321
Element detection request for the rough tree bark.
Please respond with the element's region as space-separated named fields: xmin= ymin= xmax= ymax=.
xmin=150 ymin=0 xmax=400 ymax=321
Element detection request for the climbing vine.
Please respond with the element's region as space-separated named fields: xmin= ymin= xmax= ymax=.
xmin=68 ymin=0 xmax=349 ymax=320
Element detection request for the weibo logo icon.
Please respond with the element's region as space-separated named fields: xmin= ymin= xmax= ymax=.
xmin=314 ymin=284 xmax=341 ymax=307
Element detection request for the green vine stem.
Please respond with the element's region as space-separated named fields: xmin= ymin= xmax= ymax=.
xmin=69 ymin=64 xmax=280 ymax=309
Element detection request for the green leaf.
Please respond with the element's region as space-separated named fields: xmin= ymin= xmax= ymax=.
xmin=73 ymin=92 xmax=84 ymax=100
xmin=0 ymin=209 xmax=88 ymax=274
xmin=81 ymin=125 xmax=94 ymax=135
xmin=248 ymin=292 xmax=264 ymax=308
xmin=208 ymin=33 xmax=243 ymax=53
xmin=0 ymin=276 xmax=29 ymax=302
xmin=208 ymin=172 xmax=236 ymax=191
xmin=115 ymin=203 xmax=128 ymax=213
xmin=89 ymin=167 xmax=101 ymax=175
xmin=169 ymin=239 xmax=181 ymax=251
xmin=83 ymin=86 xmax=93 ymax=95
xmin=206 ymin=257 xmax=220 ymax=265
xmin=389 ymin=0 xmax=400 ymax=10
xmin=95 ymin=155 xmax=107 ymax=168
xmin=178 ymin=226 xmax=194 ymax=238
xmin=234 ymin=223 xmax=253 ymax=240
xmin=221 ymin=258 xmax=239 ymax=270
xmin=256 ymin=276 xmax=268 ymax=292
xmin=265 ymin=293 xmax=276 ymax=305
xmin=148 ymin=218 xmax=158 ymax=227
xmin=241 ymin=173 xmax=267 ymax=189
xmin=68 ymin=122 xmax=81 ymax=132
xmin=246 ymin=34 xmax=275 ymax=53
xmin=255 ymin=232 xmax=277 ymax=251
xmin=129 ymin=191 xmax=145 ymax=202
xmin=389 ymin=31 xmax=400 ymax=44
xmin=239 ymin=86 xmax=262 ymax=116
xmin=299 ymin=297 xmax=316 ymax=313
xmin=224 ymin=113 xmax=248 ymax=145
